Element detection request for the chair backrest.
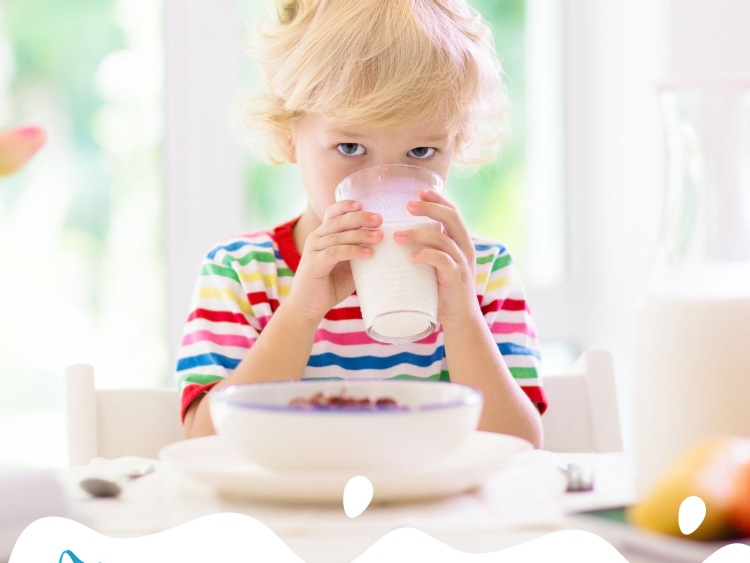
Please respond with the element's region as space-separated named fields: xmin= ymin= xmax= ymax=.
xmin=541 ymin=348 xmax=623 ymax=453
xmin=65 ymin=363 xmax=185 ymax=466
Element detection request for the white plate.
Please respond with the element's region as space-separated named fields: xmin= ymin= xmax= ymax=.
xmin=160 ymin=431 xmax=532 ymax=504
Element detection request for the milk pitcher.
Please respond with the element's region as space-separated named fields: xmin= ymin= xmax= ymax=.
xmin=632 ymin=77 xmax=750 ymax=497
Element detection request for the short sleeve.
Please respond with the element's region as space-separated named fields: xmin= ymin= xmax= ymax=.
xmin=174 ymin=241 xmax=265 ymax=421
xmin=475 ymin=242 xmax=548 ymax=414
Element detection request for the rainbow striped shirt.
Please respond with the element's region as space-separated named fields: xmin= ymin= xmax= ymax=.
xmin=175 ymin=218 xmax=547 ymax=418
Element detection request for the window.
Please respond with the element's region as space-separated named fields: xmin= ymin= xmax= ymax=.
xmin=0 ymin=0 xmax=165 ymax=468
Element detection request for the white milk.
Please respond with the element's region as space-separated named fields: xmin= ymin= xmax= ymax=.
xmin=351 ymin=221 xmax=440 ymax=343
xmin=631 ymin=294 xmax=750 ymax=496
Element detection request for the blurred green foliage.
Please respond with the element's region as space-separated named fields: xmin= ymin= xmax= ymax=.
xmin=5 ymin=0 xmax=124 ymax=143
xmin=2 ymin=0 xmax=124 ymax=242
xmin=1 ymin=0 xmax=167 ymax=400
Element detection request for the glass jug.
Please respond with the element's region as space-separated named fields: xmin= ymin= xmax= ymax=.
xmin=632 ymin=77 xmax=750 ymax=497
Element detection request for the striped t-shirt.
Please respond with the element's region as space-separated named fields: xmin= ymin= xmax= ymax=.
xmin=175 ymin=217 xmax=547 ymax=419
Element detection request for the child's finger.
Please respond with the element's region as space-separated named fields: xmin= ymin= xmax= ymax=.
xmin=411 ymin=247 xmax=458 ymax=270
xmin=409 ymin=191 xmax=462 ymax=225
xmin=318 ymin=243 xmax=374 ymax=264
xmin=322 ymin=199 xmax=362 ymax=221
xmin=313 ymin=227 xmax=383 ymax=251
xmin=407 ymin=198 xmax=473 ymax=259
xmin=393 ymin=228 xmax=464 ymax=265
xmin=418 ymin=188 xmax=456 ymax=209
xmin=318 ymin=203 xmax=382 ymax=237
xmin=409 ymin=247 xmax=468 ymax=291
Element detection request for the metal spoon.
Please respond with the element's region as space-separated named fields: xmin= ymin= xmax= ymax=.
xmin=560 ymin=462 xmax=594 ymax=492
xmin=80 ymin=464 xmax=155 ymax=498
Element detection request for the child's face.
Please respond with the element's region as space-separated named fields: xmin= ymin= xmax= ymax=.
xmin=289 ymin=112 xmax=456 ymax=223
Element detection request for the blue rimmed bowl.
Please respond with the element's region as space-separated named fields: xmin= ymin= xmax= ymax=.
xmin=209 ymin=380 xmax=483 ymax=471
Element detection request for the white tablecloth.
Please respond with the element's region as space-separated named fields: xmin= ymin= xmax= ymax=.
xmin=9 ymin=450 xmax=749 ymax=562
xmin=57 ymin=450 xmax=634 ymax=562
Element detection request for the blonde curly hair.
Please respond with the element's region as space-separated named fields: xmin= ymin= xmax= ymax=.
xmin=236 ymin=0 xmax=508 ymax=166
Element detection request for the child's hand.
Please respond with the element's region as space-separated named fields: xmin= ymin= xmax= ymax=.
xmin=394 ymin=190 xmax=479 ymax=327
xmin=287 ymin=200 xmax=383 ymax=321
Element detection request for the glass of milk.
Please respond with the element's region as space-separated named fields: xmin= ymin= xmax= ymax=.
xmin=335 ymin=164 xmax=443 ymax=344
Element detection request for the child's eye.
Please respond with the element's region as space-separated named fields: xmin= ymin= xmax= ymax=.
xmin=337 ymin=143 xmax=366 ymax=156
xmin=408 ymin=147 xmax=435 ymax=159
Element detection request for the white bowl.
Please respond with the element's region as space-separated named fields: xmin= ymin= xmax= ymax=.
xmin=209 ymin=380 xmax=483 ymax=471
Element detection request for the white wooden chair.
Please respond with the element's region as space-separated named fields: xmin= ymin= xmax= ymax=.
xmin=541 ymin=348 xmax=623 ymax=453
xmin=65 ymin=363 xmax=185 ymax=466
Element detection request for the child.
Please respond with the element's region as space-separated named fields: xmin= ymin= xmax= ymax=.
xmin=177 ymin=0 xmax=547 ymax=446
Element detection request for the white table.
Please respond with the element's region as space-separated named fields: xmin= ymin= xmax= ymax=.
xmin=8 ymin=450 xmax=743 ymax=562
xmin=59 ymin=450 xmax=637 ymax=562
